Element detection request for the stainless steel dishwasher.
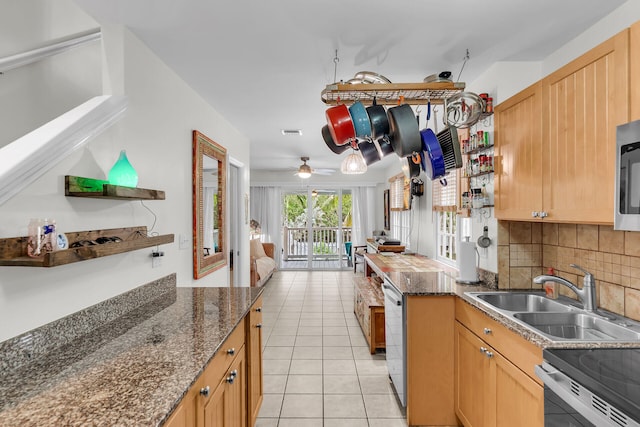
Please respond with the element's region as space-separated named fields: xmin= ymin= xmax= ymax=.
xmin=382 ymin=277 xmax=406 ymax=407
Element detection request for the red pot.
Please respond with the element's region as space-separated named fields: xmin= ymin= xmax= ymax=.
xmin=326 ymin=104 xmax=355 ymax=146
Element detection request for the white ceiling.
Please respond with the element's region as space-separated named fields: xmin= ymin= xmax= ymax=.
xmin=74 ymin=0 xmax=625 ymax=175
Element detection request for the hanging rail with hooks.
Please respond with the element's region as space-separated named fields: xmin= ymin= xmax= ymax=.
xmin=320 ymin=81 xmax=466 ymax=106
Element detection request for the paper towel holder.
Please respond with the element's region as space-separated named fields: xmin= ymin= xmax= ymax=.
xmin=477 ymin=226 xmax=492 ymax=248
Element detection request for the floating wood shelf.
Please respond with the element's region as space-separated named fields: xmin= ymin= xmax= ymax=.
xmin=321 ymin=81 xmax=466 ymax=106
xmin=65 ymin=176 xmax=165 ymax=200
xmin=0 ymin=226 xmax=173 ymax=267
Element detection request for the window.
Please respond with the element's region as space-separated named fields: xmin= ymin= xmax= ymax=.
xmin=390 ymin=210 xmax=411 ymax=250
xmin=433 ymin=169 xmax=459 ymax=265
xmin=389 ymin=173 xmax=410 ymax=211
xmin=436 ymin=211 xmax=456 ymax=264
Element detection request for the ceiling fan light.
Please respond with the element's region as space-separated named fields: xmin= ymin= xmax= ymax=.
xmin=341 ymin=151 xmax=367 ymax=174
xmin=298 ymin=163 xmax=312 ymax=179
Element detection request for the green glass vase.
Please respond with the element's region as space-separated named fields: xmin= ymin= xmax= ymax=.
xmin=108 ymin=150 xmax=138 ymax=187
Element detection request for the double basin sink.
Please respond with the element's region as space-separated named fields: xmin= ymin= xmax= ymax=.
xmin=465 ymin=292 xmax=640 ymax=343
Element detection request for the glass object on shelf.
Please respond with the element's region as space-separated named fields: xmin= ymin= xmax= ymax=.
xmin=108 ymin=150 xmax=138 ymax=187
xmin=27 ymin=218 xmax=55 ymax=257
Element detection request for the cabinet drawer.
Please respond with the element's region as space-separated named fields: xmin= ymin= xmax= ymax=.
xmin=200 ymin=318 xmax=246 ymax=398
xmin=455 ymin=299 xmax=542 ymax=384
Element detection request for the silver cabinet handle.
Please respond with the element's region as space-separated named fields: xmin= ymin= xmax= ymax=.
xmin=539 ymin=211 xmax=548 ymax=218
xmin=227 ymin=348 xmax=235 ymax=355
xmin=485 ymin=351 xmax=494 ymax=359
xmin=480 ymin=346 xmax=487 ymax=353
xmin=226 ymin=375 xmax=235 ymax=384
xmin=200 ymin=386 xmax=210 ymax=397
xmin=532 ymin=211 xmax=539 ymax=218
xmin=255 ymin=307 xmax=262 ymax=312
xmin=483 ymin=327 xmax=492 ymax=335
xmin=256 ymin=323 xmax=262 ymax=329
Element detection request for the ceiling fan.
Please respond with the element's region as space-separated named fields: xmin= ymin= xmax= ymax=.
xmin=295 ymin=157 xmax=335 ymax=179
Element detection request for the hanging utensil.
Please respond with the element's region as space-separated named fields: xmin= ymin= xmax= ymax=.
xmin=326 ymin=104 xmax=355 ymax=146
xmin=436 ymin=126 xmax=463 ymax=171
xmin=322 ymin=125 xmax=350 ymax=155
xmin=387 ymin=104 xmax=422 ymax=157
xmin=445 ymin=92 xmax=485 ymax=128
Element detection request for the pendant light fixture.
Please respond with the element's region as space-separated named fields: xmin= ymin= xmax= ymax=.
xmin=297 ymin=157 xmax=312 ymax=179
xmin=341 ymin=150 xmax=367 ymax=175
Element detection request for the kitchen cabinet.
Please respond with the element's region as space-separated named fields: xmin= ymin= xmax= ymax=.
xmin=454 ymin=300 xmax=543 ymax=427
xmin=494 ymin=82 xmax=543 ymax=221
xmin=406 ymin=296 xmax=459 ymax=426
xmin=204 ymin=346 xmax=247 ymax=427
xmin=353 ymin=277 xmax=385 ymax=354
xmin=162 ymin=312 xmax=262 ymax=427
xmin=495 ymin=28 xmax=629 ymax=223
xmin=246 ymin=297 xmax=263 ymax=427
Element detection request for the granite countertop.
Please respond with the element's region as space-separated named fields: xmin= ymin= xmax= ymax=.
xmin=384 ymin=268 xmax=640 ymax=350
xmin=0 ymin=285 xmax=263 ymax=427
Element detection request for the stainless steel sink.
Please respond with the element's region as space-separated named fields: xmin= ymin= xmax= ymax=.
xmin=513 ymin=312 xmax=640 ymax=341
xmin=464 ymin=291 xmax=640 ymax=343
xmin=473 ymin=292 xmax=574 ymax=312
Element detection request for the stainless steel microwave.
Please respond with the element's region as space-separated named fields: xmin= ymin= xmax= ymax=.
xmin=615 ymin=120 xmax=640 ymax=231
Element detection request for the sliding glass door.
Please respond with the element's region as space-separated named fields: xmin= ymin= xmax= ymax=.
xmin=281 ymin=188 xmax=352 ymax=270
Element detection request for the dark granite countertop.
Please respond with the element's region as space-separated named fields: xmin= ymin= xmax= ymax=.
xmin=0 ymin=284 xmax=263 ymax=427
xmin=384 ymin=269 xmax=640 ymax=350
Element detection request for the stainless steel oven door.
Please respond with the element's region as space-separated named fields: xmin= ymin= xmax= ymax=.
xmin=615 ymin=120 xmax=640 ymax=231
xmin=536 ymin=363 xmax=640 ymax=427
xmin=382 ymin=278 xmax=406 ymax=407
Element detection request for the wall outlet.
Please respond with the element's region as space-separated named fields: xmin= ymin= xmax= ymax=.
xmin=179 ymin=234 xmax=190 ymax=250
xmin=151 ymin=250 xmax=164 ymax=268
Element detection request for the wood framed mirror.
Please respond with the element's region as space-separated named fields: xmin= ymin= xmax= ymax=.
xmin=193 ymin=130 xmax=227 ymax=279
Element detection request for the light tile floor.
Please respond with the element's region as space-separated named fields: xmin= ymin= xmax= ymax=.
xmin=256 ymin=270 xmax=408 ymax=427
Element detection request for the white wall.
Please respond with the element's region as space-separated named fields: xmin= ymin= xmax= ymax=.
xmin=0 ymin=0 xmax=251 ymax=342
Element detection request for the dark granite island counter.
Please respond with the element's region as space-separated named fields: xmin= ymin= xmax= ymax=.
xmin=0 ymin=274 xmax=263 ymax=426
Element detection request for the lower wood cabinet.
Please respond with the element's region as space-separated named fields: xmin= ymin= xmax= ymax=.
xmin=406 ymin=296 xmax=459 ymax=426
xmin=454 ymin=300 xmax=543 ymax=427
xmin=353 ymin=277 xmax=385 ymax=354
xmin=164 ymin=297 xmax=264 ymax=427
xmin=247 ymin=297 xmax=264 ymax=426
xmin=204 ymin=346 xmax=247 ymax=427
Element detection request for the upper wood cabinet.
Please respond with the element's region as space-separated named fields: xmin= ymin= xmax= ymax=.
xmin=495 ymin=28 xmax=629 ymax=223
xmin=494 ymin=82 xmax=543 ymax=220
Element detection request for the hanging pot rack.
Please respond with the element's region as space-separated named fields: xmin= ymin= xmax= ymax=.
xmin=321 ymin=81 xmax=466 ymax=106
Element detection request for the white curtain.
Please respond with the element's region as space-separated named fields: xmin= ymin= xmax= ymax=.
xmin=203 ymin=187 xmax=215 ymax=252
xmin=250 ymin=186 xmax=282 ymax=264
xmin=351 ymin=186 xmax=376 ymax=246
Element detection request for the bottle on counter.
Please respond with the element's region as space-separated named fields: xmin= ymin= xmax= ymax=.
xmin=544 ymin=267 xmax=559 ymax=299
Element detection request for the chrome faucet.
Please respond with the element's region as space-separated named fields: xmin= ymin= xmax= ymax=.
xmin=533 ymin=264 xmax=597 ymax=312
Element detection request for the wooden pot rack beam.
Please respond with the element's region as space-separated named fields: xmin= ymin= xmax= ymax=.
xmin=0 ymin=226 xmax=173 ymax=267
xmin=65 ymin=176 xmax=165 ymax=200
xmin=321 ymin=81 xmax=466 ymax=106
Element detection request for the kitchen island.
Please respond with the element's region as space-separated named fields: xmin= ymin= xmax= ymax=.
xmin=0 ymin=274 xmax=263 ymax=426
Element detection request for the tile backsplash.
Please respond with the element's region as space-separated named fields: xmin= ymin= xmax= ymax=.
xmin=497 ymin=221 xmax=640 ymax=321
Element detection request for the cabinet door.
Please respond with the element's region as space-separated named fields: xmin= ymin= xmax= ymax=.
xmin=227 ymin=347 xmax=247 ymax=427
xmin=247 ymin=298 xmax=263 ymax=426
xmin=494 ymin=81 xmax=543 ymax=221
xmin=204 ymin=377 xmax=226 ymax=427
xmin=203 ymin=346 xmax=247 ymax=427
xmin=454 ymin=322 xmax=490 ymax=427
xmin=491 ymin=350 xmax=544 ymax=427
xmin=542 ymin=29 xmax=629 ymax=223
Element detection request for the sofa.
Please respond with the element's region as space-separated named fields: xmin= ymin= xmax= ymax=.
xmin=250 ymin=239 xmax=276 ymax=287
